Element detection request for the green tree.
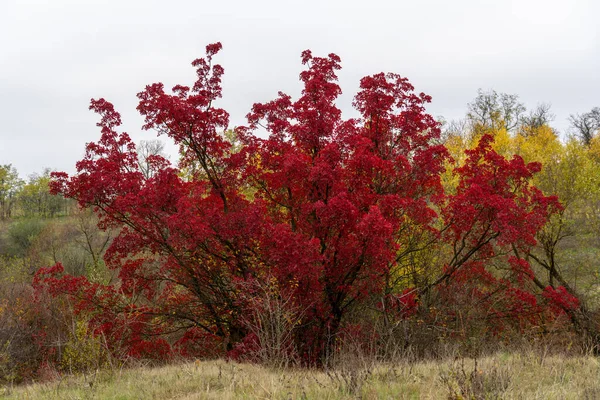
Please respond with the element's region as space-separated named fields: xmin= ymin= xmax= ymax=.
xmin=19 ymin=169 xmax=65 ymax=218
xmin=0 ymin=165 xmax=23 ymax=220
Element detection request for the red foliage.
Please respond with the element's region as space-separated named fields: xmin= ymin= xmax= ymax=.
xmin=543 ymin=286 xmax=580 ymax=314
xmin=381 ymin=289 xmax=419 ymax=319
xmin=35 ymin=43 xmax=570 ymax=365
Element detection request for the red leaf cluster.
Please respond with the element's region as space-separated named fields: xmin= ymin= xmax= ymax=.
xmin=36 ymin=43 xmax=569 ymax=365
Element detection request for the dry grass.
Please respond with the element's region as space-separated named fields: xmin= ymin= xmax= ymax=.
xmin=2 ymin=351 xmax=600 ymax=399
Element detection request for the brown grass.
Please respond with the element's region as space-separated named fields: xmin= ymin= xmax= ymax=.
xmin=2 ymin=351 xmax=600 ymax=399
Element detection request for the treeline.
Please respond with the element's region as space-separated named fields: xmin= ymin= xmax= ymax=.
xmin=0 ymin=167 xmax=73 ymax=219
xmin=0 ymin=138 xmax=167 ymax=220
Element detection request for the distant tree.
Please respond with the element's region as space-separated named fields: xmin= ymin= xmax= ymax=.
xmin=19 ymin=169 xmax=64 ymax=218
xmin=0 ymin=164 xmax=23 ymax=219
xmin=467 ymin=89 xmax=526 ymax=133
xmin=137 ymin=139 xmax=167 ymax=179
xmin=569 ymin=107 xmax=600 ymax=145
xmin=520 ymin=103 xmax=555 ymax=134
xmin=441 ymin=118 xmax=469 ymax=139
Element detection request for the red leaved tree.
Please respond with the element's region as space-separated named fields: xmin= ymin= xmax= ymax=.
xmin=35 ymin=43 xmax=567 ymax=365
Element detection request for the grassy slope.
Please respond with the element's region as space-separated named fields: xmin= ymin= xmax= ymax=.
xmin=3 ymin=352 xmax=600 ymax=399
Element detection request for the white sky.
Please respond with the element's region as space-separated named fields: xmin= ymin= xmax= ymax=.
xmin=1 ymin=0 xmax=598 ymax=179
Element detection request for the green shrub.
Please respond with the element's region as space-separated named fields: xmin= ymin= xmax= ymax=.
xmin=6 ymin=219 xmax=46 ymax=257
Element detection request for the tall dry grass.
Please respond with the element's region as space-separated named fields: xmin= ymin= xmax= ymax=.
xmin=3 ymin=349 xmax=600 ymax=399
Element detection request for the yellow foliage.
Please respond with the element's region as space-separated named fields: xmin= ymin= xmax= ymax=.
xmin=61 ymin=319 xmax=108 ymax=373
xmin=488 ymin=127 xmax=512 ymax=158
xmin=513 ymin=125 xmax=561 ymax=165
xmin=587 ymin=135 xmax=600 ymax=163
xmin=440 ymin=123 xmax=598 ymax=205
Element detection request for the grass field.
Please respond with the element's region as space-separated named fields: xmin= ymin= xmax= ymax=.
xmin=3 ymin=351 xmax=600 ymax=399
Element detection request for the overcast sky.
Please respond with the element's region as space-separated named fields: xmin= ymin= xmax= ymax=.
xmin=1 ymin=0 xmax=598 ymax=179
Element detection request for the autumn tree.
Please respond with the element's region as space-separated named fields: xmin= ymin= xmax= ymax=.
xmin=520 ymin=103 xmax=555 ymax=135
xmin=19 ymin=169 xmax=65 ymax=218
xmin=137 ymin=139 xmax=167 ymax=180
xmin=37 ymin=44 xmax=562 ymax=365
xmin=570 ymin=107 xmax=600 ymax=145
xmin=0 ymin=164 xmax=23 ymax=219
xmin=467 ymin=89 xmax=526 ymax=133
